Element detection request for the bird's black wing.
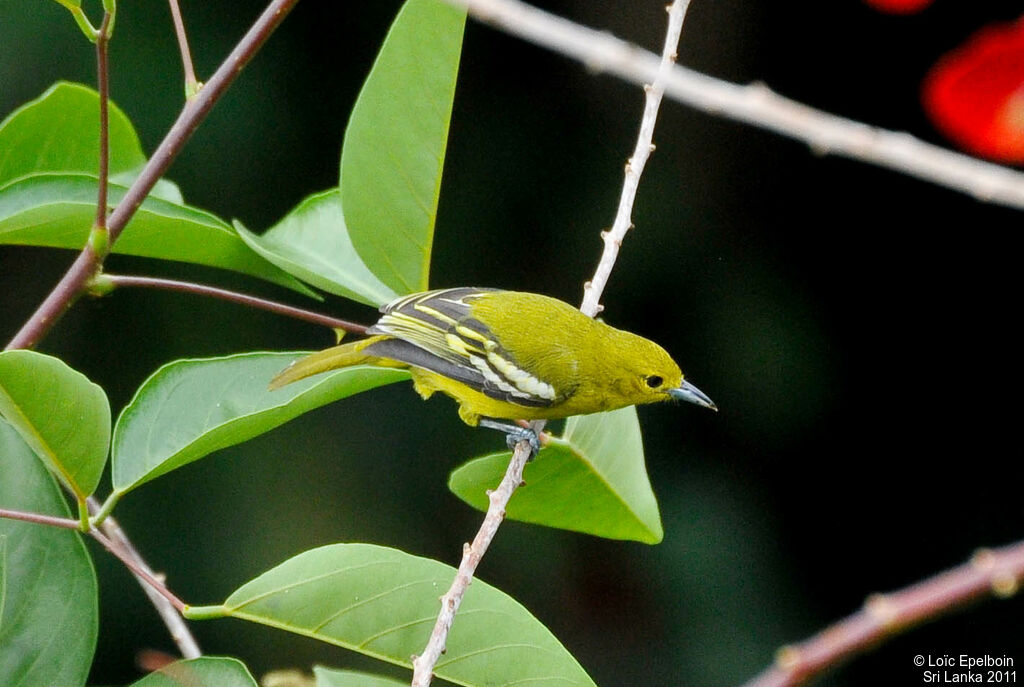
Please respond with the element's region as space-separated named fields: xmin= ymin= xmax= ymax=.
xmin=364 ymin=288 xmax=554 ymax=408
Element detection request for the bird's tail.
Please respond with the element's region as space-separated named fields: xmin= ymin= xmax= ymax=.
xmin=269 ymin=335 xmax=400 ymax=389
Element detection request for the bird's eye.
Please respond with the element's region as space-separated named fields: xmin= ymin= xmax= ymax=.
xmin=645 ymin=375 xmax=663 ymax=388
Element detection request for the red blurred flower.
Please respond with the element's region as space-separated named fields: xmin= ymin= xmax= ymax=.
xmin=922 ymin=18 xmax=1024 ymax=163
xmin=863 ymin=0 xmax=933 ymax=15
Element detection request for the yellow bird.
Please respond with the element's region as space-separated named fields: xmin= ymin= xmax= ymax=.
xmin=271 ymin=287 xmax=716 ymax=451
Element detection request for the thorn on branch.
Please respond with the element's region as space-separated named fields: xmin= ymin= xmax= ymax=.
xmin=864 ymin=593 xmax=897 ymax=627
xmin=993 ymin=574 xmax=1019 ymax=598
xmin=775 ymin=645 xmax=800 ymax=671
xmin=972 ymin=547 xmax=995 ymax=571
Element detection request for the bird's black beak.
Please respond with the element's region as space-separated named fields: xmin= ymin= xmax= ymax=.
xmin=668 ymin=380 xmax=717 ymax=411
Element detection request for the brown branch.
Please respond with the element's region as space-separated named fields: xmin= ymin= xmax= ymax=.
xmin=742 ymin=541 xmax=1024 ymax=687
xmin=90 ymin=527 xmax=187 ymax=614
xmin=5 ymin=0 xmax=303 ymax=351
xmin=101 ymin=274 xmax=368 ymax=334
xmin=0 ymin=507 xmax=81 ymax=530
xmin=87 ymin=497 xmax=201 ymax=657
xmin=0 ymin=503 xmax=197 ymax=654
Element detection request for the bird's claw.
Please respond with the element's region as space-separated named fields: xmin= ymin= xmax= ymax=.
xmin=480 ymin=419 xmax=540 ymax=460
xmin=504 ymin=426 xmax=540 ymax=458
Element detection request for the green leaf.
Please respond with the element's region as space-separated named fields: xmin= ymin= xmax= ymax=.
xmin=340 ymin=0 xmax=466 ymax=294
xmin=0 ymin=173 xmax=315 ymax=296
xmin=0 ymin=82 xmax=143 ymax=186
xmin=0 ymin=350 xmax=110 ymax=500
xmin=449 ymin=406 xmax=664 ymax=543
xmin=202 ymin=544 xmax=594 ymax=687
xmin=235 ymin=190 xmax=396 ymax=307
xmin=112 ymin=353 xmax=408 ymax=493
xmin=0 ymin=419 xmax=98 ymax=687
xmin=315 ymin=666 xmax=407 ymax=687
xmin=0 ymin=536 xmax=6 ymax=628
xmin=128 ymin=657 xmax=258 ymax=687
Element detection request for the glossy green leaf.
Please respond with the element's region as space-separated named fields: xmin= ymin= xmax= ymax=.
xmin=315 ymin=666 xmax=406 ymax=687
xmin=449 ymin=406 xmax=664 ymax=543
xmin=112 ymin=353 xmax=408 ymax=493
xmin=128 ymin=657 xmax=258 ymax=687
xmin=235 ymin=190 xmax=396 ymax=307
xmin=0 ymin=350 xmax=110 ymax=500
xmin=0 ymin=173 xmax=314 ymax=295
xmin=201 ymin=544 xmax=594 ymax=687
xmin=0 ymin=419 xmax=98 ymax=687
xmin=0 ymin=82 xmax=144 ymax=185
xmin=340 ymin=0 xmax=466 ymax=294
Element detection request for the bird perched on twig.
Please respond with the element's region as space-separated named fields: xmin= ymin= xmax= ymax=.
xmin=271 ymin=287 xmax=716 ymax=453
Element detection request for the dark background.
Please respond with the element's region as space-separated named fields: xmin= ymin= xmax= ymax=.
xmin=2 ymin=1 xmax=1022 ymax=685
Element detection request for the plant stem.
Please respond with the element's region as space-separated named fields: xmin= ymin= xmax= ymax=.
xmin=94 ymin=11 xmax=112 ymax=232
xmin=102 ymin=274 xmax=368 ymax=334
xmin=0 ymin=507 xmax=81 ymax=530
xmin=167 ymin=0 xmax=201 ymax=98
xmin=5 ymin=0 xmax=303 ymax=351
xmin=0 ymin=505 xmax=199 ymax=655
xmin=87 ymin=497 xmax=202 ymax=657
xmin=742 ymin=541 xmax=1024 ymax=687
xmin=90 ymin=527 xmax=188 ymax=614
xmin=0 ymin=501 xmax=199 ymax=655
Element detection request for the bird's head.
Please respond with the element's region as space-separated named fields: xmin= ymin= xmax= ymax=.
xmin=613 ymin=331 xmax=717 ymax=412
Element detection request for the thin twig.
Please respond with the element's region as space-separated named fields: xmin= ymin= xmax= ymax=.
xmin=89 ymin=528 xmax=187 ymax=614
xmin=0 ymin=507 xmax=81 ymax=530
xmin=410 ymin=441 xmax=533 ymax=686
xmin=580 ymin=0 xmax=690 ymax=318
xmin=742 ymin=541 xmax=1024 ymax=687
xmin=101 ymin=274 xmax=368 ymax=334
xmin=449 ymin=0 xmax=1024 ymax=210
xmin=88 ymin=497 xmax=202 ymax=658
xmin=410 ymin=4 xmax=691 ymax=685
xmin=167 ymin=0 xmax=201 ymax=97
xmin=0 ymin=503 xmax=199 ymax=656
xmin=5 ymin=0 xmax=303 ymax=351
xmin=94 ymin=11 xmax=113 ymax=231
